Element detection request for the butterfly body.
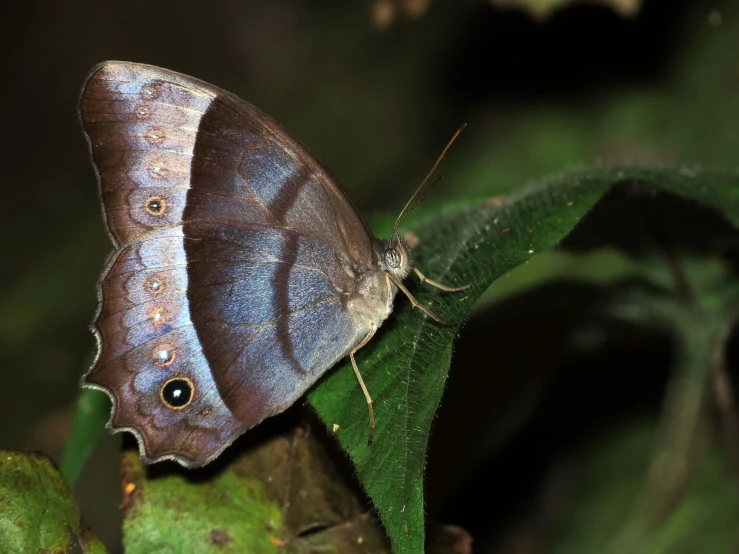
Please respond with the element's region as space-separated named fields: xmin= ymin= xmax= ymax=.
xmin=80 ymin=61 xmax=413 ymax=466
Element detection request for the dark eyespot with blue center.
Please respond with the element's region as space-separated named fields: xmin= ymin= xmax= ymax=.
xmin=161 ymin=378 xmax=194 ymax=409
xmin=384 ymin=248 xmax=401 ymax=269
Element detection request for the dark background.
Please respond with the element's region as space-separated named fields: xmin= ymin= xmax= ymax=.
xmin=2 ymin=1 xmax=738 ymax=552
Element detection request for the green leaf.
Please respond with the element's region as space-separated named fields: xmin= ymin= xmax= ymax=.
xmin=308 ymin=166 xmax=739 ymax=553
xmin=121 ymin=450 xmax=283 ymax=553
xmin=60 ymin=387 xmax=111 ymax=486
xmin=0 ymin=450 xmax=105 ymax=553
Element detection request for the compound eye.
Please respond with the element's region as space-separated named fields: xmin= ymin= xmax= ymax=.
xmin=384 ymin=248 xmax=401 ymax=269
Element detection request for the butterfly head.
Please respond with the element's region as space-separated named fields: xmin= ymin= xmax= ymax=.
xmin=381 ymin=236 xmax=413 ymax=281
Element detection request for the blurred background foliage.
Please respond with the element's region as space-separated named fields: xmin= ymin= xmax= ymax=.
xmin=2 ymin=0 xmax=738 ymax=552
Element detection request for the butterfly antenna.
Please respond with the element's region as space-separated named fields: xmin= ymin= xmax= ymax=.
xmin=391 ymin=123 xmax=467 ymax=240
xmin=393 ymin=176 xmax=443 ymax=239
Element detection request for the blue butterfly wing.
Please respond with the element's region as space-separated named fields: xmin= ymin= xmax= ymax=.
xmin=183 ymin=221 xmax=365 ymax=424
xmin=80 ymin=61 xmax=389 ymax=466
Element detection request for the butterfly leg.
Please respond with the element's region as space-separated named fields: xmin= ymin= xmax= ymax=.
xmin=351 ymin=324 xmax=378 ymax=447
xmin=414 ymin=267 xmax=469 ymax=292
xmin=386 ymin=271 xmax=462 ymax=325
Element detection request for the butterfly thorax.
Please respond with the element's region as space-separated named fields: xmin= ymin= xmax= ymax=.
xmin=343 ymin=236 xmax=412 ymax=332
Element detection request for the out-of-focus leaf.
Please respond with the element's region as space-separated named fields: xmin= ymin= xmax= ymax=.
xmin=372 ymin=0 xmax=641 ymax=27
xmin=549 ymin=421 xmax=739 ymax=554
xmin=60 ymin=388 xmax=111 ymax=486
xmin=488 ymin=0 xmax=641 ymax=19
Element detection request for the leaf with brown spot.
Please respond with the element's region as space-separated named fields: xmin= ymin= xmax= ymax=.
xmin=0 ymin=450 xmax=105 ymax=553
xmin=120 ymin=421 xmax=472 ymax=552
xmin=120 ymin=423 xmax=366 ymax=552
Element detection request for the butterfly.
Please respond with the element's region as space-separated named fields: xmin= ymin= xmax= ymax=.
xmin=80 ymin=61 xmax=466 ymax=467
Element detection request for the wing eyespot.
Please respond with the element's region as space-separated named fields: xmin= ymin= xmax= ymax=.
xmin=149 ymin=164 xmax=168 ymax=178
xmin=145 ymin=128 xmax=165 ymax=145
xmin=140 ymin=83 xmax=161 ymax=100
xmin=135 ymin=106 xmax=150 ymax=119
xmin=144 ymin=275 xmax=166 ymax=294
xmin=145 ymin=196 xmax=166 ymax=216
xmin=160 ymin=377 xmax=194 ymax=409
xmin=153 ymin=344 xmax=176 ymax=367
xmin=147 ymin=306 xmax=169 ymax=326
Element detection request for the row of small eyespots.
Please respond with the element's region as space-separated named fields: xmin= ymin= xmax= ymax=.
xmin=137 ymin=82 xmax=174 ymax=213
xmin=143 ymin=274 xmax=195 ymax=409
xmin=136 ymin=88 xmax=167 ymax=147
xmin=108 ymin=82 xmax=193 ymax=410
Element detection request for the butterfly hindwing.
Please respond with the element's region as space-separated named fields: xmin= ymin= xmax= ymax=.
xmin=92 ymin=227 xmax=242 ymax=464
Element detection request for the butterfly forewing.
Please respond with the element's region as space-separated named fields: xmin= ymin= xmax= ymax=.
xmin=80 ymin=61 xmax=387 ymax=466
